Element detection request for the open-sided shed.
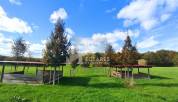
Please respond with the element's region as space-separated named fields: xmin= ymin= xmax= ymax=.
xmin=0 ymin=61 xmax=65 ymax=85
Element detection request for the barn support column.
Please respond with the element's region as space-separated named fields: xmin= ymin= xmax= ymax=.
xmin=53 ymin=66 xmax=56 ymax=85
xmin=0 ymin=64 xmax=5 ymax=83
xmin=148 ymin=67 xmax=150 ymax=79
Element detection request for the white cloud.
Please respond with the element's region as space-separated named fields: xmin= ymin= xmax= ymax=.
xmin=92 ymin=29 xmax=139 ymax=43
xmin=65 ymin=27 xmax=75 ymax=40
xmin=0 ymin=33 xmax=13 ymax=56
xmin=76 ymin=29 xmax=139 ymax=53
xmin=27 ymin=40 xmax=47 ymax=58
xmin=50 ymin=8 xmax=68 ymax=23
xmin=0 ymin=33 xmax=45 ymax=58
xmin=0 ymin=6 xmax=32 ymax=34
xmin=137 ymin=36 xmax=159 ymax=49
xmin=9 ymin=0 xmax=22 ymax=5
xmin=117 ymin=0 xmax=178 ymax=30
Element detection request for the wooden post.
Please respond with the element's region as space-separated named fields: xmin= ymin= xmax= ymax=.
xmin=49 ymin=67 xmax=52 ymax=83
xmin=11 ymin=65 xmax=13 ymax=71
xmin=62 ymin=65 xmax=63 ymax=74
xmin=131 ymin=68 xmax=133 ymax=79
xmin=121 ymin=68 xmax=123 ymax=78
xmin=127 ymin=68 xmax=129 ymax=78
xmin=148 ymin=67 xmax=150 ymax=79
xmin=42 ymin=66 xmax=46 ymax=83
xmin=14 ymin=64 xmax=17 ymax=71
xmin=23 ymin=66 xmax=26 ymax=72
xmin=62 ymin=65 xmax=64 ymax=77
xmin=27 ymin=66 xmax=30 ymax=72
xmin=124 ymin=68 xmax=127 ymax=79
xmin=53 ymin=66 xmax=56 ymax=85
xmin=36 ymin=65 xmax=38 ymax=76
xmin=0 ymin=64 xmax=5 ymax=83
xmin=109 ymin=67 xmax=112 ymax=77
xmin=58 ymin=66 xmax=60 ymax=84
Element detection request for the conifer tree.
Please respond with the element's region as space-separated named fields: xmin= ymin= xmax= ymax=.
xmin=43 ymin=19 xmax=71 ymax=66
xmin=121 ymin=35 xmax=139 ymax=64
xmin=105 ymin=44 xmax=115 ymax=66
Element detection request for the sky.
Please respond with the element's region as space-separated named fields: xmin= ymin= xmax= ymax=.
xmin=0 ymin=0 xmax=178 ymax=58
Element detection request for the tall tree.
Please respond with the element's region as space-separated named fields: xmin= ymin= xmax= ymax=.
xmin=121 ymin=35 xmax=139 ymax=64
xmin=69 ymin=48 xmax=79 ymax=69
xmin=43 ymin=19 xmax=71 ymax=66
xmin=105 ymin=44 xmax=115 ymax=66
xmin=12 ymin=37 xmax=27 ymax=60
xmin=69 ymin=48 xmax=79 ymax=76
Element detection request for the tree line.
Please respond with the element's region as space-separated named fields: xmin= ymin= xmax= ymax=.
xmin=0 ymin=18 xmax=178 ymax=67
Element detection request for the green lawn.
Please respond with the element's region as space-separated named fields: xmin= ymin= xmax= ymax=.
xmin=0 ymin=66 xmax=178 ymax=102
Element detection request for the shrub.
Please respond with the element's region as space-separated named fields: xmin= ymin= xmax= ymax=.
xmin=123 ymin=78 xmax=135 ymax=88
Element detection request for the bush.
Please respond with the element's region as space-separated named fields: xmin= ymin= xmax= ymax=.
xmin=123 ymin=78 xmax=135 ymax=88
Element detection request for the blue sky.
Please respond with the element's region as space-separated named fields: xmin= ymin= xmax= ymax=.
xmin=0 ymin=0 xmax=178 ymax=58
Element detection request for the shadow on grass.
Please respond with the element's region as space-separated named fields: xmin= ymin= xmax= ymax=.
xmin=59 ymin=77 xmax=123 ymax=88
xmin=85 ymin=75 xmax=107 ymax=77
xmin=138 ymin=83 xmax=178 ymax=87
xmin=59 ymin=77 xmax=91 ymax=87
xmin=151 ymin=75 xmax=172 ymax=79
xmin=141 ymin=93 xmax=167 ymax=101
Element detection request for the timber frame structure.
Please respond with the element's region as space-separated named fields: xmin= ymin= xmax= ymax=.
xmin=0 ymin=61 xmax=65 ymax=85
xmin=110 ymin=65 xmax=152 ymax=79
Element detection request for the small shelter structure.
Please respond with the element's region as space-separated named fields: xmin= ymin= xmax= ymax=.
xmin=110 ymin=65 xmax=152 ymax=79
xmin=110 ymin=59 xmax=152 ymax=79
xmin=0 ymin=61 xmax=64 ymax=85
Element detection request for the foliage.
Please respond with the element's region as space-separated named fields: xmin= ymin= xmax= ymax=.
xmin=105 ymin=44 xmax=116 ymax=66
xmin=121 ymin=35 xmax=140 ymax=64
xmin=142 ymin=50 xmax=176 ymax=66
xmin=43 ymin=19 xmax=71 ymax=66
xmin=81 ymin=53 xmax=94 ymax=67
xmin=69 ymin=48 xmax=79 ymax=69
xmin=123 ymin=78 xmax=135 ymax=88
xmin=173 ymin=53 xmax=178 ymax=66
xmin=11 ymin=37 xmax=27 ymax=60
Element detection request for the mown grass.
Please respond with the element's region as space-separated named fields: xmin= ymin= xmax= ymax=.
xmin=0 ymin=65 xmax=178 ymax=102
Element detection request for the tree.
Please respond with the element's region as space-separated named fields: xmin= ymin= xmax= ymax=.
xmin=142 ymin=52 xmax=158 ymax=65
xmin=105 ymin=44 xmax=115 ymax=66
xmin=173 ymin=53 xmax=178 ymax=66
xmin=12 ymin=37 xmax=27 ymax=60
xmin=43 ymin=19 xmax=71 ymax=66
xmin=69 ymin=48 xmax=79 ymax=76
xmin=142 ymin=50 xmax=176 ymax=66
xmin=121 ymin=35 xmax=139 ymax=64
xmin=69 ymin=48 xmax=79 ymax=69
xmin=81 ymin=53 xmax=94 ymax=68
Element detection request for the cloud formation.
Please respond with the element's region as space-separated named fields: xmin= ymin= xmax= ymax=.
xmin=77 ymin=29 xmax=140 ymax=53
xmin=117 ymin=0 xmax=178 ymax=30
xmin=137 ymin=36 xmax=159 ymax=49
xmin=0 ymin=6 xmax=32 ymax=34
xmin=50 ymin=8 xmax=68 ymax=23
xmin=9 ymin=0 xmax=22 ymax=5
xmin=65 ymin=27 xmax=75 ymax=40
xmin=0 ymin=33 xmax=13 ymax=56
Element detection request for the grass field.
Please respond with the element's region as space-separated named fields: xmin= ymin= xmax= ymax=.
xmin=0 ymin=66 xmax=178 ymax=102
